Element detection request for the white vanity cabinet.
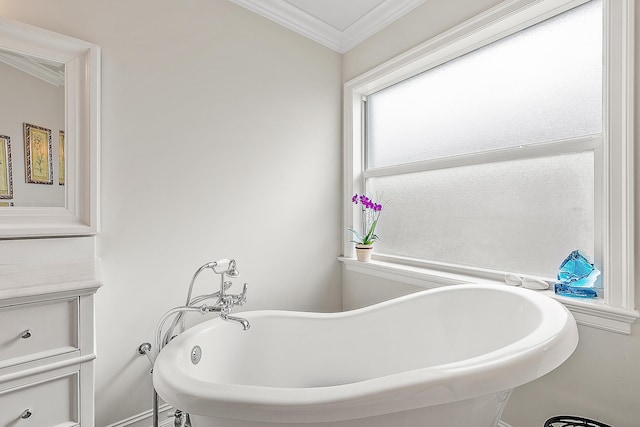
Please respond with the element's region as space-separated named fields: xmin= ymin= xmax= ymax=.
xmin=0 ymin=15 xmax=102 ymax=426
xmin=0 ymin=260 xmax=101 ymax=427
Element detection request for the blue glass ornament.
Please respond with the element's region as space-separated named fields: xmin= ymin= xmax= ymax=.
xmin=555 ymin=250 xmax=600 ymax=298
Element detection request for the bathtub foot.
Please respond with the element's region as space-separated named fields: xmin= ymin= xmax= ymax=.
xmin=169 ymin=409 xmax=191 ymax=427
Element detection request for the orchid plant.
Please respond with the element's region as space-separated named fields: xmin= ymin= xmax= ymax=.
xmin=349 ymin=194 xmax=383 ymax=246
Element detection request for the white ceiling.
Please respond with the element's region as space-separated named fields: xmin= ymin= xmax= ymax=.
xmin=228 ymin=0 xmax=427 ymax=53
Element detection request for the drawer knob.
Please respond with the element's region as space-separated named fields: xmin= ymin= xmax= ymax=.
xmin=20 ymin=329 xmax=32 ymax=339
xmin=20 ymin=409 xmax=32 ymax=419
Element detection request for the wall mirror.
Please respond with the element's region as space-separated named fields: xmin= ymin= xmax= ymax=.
xmin=0 ymin=17 xmax=100 ymax=238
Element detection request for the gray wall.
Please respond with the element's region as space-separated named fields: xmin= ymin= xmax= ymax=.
xmin=0 ymin=61 xmax=65 ymax=206
xmin=0 ymin=0 xmax=343 ymax=424
xmin=2 ymin=0 xmax=638 ymax=425
xmin=342 ymin=1 xmax=640 ymax=426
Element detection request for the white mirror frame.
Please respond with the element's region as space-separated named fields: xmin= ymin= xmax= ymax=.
xmin=0 ymin=17 xmax=100 ymax=238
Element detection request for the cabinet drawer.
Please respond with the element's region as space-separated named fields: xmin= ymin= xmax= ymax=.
xmin=0 ymin=372 xmax=78 ymax=427
xmin=0 ymin=298 xmax=78 ymax=369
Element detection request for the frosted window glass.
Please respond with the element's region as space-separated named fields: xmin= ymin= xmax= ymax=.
xmin=367 ymin=0 xmax=602 ymax=169
xmin=368 ymin=152 xmax=594 ymax=277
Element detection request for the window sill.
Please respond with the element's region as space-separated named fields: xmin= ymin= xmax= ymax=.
xmin=339 ymin=257 xmax=639 ymax=335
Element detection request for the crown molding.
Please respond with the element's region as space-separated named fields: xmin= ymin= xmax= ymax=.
xmin=0 ymin=51 xmax=64 ymax=86
xmin=228 ymin=0 xmax=426 ymax=53
xmin=341 ymin=0 xmax=427 ymax=52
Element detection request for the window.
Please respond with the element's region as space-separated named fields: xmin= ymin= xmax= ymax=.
xmin=343 ymin=0 xmax=637 ymax=333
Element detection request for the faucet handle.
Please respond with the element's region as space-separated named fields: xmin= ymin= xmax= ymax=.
xmin=235 ymin=283 xmax=248 ymax=306
xmin=222 ymin=281 xmax=233 ymax=292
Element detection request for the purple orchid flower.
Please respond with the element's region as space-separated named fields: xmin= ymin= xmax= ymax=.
xmin=348 ymin=193 xmax=384 ymax=246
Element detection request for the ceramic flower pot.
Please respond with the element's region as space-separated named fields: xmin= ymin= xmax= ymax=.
xmin=355 ymin=244 xmax=374 ymax=262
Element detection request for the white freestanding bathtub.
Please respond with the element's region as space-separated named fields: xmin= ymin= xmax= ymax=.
xmin=153 ymin=284 xmax=578 ymax=427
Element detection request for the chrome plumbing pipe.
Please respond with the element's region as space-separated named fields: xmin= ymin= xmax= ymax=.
xmin=151 ymin=304 xmax=213 ymax=427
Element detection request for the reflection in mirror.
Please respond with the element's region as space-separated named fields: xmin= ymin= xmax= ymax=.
xmin=0 ymin=17 xmax=100 ymax=238
xmin=0 ymin=48 xmax=65 ymax=207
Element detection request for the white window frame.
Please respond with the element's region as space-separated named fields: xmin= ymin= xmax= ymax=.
xmin=342 ymin=0 xmax=638 ymax=333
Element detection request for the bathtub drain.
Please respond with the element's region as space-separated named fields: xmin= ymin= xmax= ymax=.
xmin=191 ymin=345 xmax=202 ymax=365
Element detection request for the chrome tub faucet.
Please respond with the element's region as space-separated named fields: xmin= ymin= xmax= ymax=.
xmin=139 ymin=258 xmax=251 ymax=427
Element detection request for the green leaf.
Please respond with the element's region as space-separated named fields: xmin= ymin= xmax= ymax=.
xmin=348 ymin=228 xmax=365 ymax=244
xmin=363 ymin=219 xmax=378 ymax=242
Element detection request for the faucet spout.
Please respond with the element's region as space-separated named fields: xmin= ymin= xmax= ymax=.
xmin=220 ymin=313 xmax=250 ymax=330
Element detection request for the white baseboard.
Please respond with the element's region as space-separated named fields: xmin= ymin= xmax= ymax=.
xmin=104 ymin=404 xmax=174 ymax=427
xmin=105 ymin=406 xmax=512 ymax=427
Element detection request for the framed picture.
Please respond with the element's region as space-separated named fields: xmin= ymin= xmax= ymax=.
xmin=24 ymin=123 xmax=53 ymax=185
xmin=0 ymin=135 xmax=13 ymax=199
xmin=59 ymin=130 xmax=65 ymax=185
xmin=0 ymin=201 xmax=14 ymax=207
